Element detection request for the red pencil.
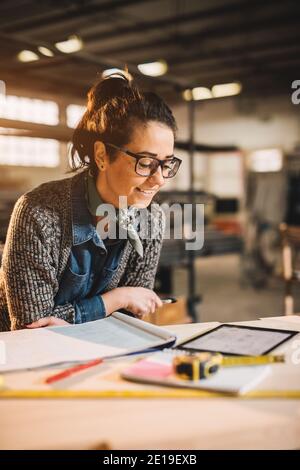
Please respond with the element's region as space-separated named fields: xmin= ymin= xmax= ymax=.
xmin=45 ymin=358 xmax=103 ymax=384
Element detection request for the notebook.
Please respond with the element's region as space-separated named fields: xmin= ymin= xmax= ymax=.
xmin=0 ymin=312 xmax=176 ymax=372
xmin=121 ymin=350 xmax=271 ymax=395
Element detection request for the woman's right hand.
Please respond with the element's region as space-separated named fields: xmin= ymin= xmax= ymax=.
xmin=102 ymin=287 xmax=163 ymax=318
xmin=120 ymin=286 xmax=163 ymax=317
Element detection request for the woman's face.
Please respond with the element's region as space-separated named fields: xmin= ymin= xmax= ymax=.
xmin=95 ymin=121 xmax=175 ymax=208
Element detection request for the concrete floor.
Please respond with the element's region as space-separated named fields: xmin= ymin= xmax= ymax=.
xmin=173 ymin=254 xmax=300 ymax=323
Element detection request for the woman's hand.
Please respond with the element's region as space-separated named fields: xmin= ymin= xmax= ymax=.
xmin=102 ymin=287 xmax=163 ymax=318
xmin=121 ymin=287 xmax=163 ymax=317
xmin=26 ymin=316 xmax=70 ymax=328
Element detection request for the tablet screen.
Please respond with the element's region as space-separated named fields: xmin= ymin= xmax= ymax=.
xmin=178 ymin=324 xmax=297 ymax=356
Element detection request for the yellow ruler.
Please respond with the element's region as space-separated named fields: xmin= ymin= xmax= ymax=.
xmin=0 ymin=389 xmax=299 ymax=399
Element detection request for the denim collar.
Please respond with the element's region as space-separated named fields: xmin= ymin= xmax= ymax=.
xmin=71 ymin=171 xmax=105 ymax=249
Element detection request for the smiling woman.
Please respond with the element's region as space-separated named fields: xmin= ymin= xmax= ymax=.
xmin=0 ymin=72 xmax=179 ymax=331
xmin=71 ymin=72 xmax=178 ymax=209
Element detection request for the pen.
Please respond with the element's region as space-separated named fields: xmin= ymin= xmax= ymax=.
xmin=122 ymin=297 xmax=178 ymax=317
xmin=161 ymin=297 xmax=177 ymax=304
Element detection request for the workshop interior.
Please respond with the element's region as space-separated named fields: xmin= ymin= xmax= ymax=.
xmin=0 ymin=0 xmax=300 ymax=324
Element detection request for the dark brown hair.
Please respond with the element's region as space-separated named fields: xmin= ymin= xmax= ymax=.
xmin=71 ymin=72 xmax=177 ymax=175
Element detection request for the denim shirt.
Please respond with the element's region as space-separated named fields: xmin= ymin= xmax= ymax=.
xmin=54 ymin=176 xmax=125 ymax=323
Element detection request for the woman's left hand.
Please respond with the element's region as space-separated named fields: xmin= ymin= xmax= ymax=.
xmin=26 ymin=316 xmax=70 ymax=328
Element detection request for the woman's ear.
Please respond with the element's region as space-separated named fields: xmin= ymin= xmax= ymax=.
xmin=94 ymin=141 xmax=108 ymax=171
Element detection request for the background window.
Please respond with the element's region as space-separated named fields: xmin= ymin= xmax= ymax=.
xmin=66 ymin=104 xmax=86 ymax=128
xmin=0 ymin=136 xmax=59 ymax=167
xmin=0 ymin=95 xmax=59 ymax=125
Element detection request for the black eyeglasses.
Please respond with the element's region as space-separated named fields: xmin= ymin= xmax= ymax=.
xmin=105 ymin=142 xmax=182 ymax=178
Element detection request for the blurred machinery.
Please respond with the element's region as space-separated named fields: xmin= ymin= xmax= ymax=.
xmin=155 ymin=189 xmax=243 ymax=318
xmin=280 ymin=223 xmax=300 ymax=315
xmin=241 ymin=147 xmax=300 ymax=289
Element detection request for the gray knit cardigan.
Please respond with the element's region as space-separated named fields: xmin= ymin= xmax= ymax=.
xmin=0 ymin=171 xmax=165 ymax=331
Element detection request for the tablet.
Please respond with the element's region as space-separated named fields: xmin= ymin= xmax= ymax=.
xmin=177 ymin=324 xmax=298 ymax=356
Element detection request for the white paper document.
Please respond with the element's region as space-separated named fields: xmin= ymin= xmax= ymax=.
xmin=0 ymin=312 xmax=176 ymax=372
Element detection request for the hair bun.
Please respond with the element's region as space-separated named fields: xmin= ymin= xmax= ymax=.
xmin=87 ymin=71 xmax=135 ymax=112
xmin=70 ymin=68 xmax=176 ymax=175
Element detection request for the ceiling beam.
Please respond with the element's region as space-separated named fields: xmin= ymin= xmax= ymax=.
xmin=0 ymin=0 xmax=154 ymax=33
xmin=0 ymin=117 xmax=239 ymax=152
xmin=0 ymin=118 xmax=73 ymax=142
xmin=168 ymin=34 xmax=300 ymax=69
xmin=82 ymin=0 xmax=282 ymax=46
xmin=88 ymin=10 xmax=300 ymax=58
xmin=167 ymin=48 xmax=300 ymax=85
xmin=0 ymin=68 xmax=88 ymax=100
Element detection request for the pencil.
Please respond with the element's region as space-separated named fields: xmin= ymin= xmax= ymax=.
xmin=45 ymin=358 xmax=103 ymax=384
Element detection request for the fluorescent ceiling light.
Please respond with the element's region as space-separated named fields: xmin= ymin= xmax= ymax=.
xmin=248 ymin=148 xmax=283 ymax=173
xmin=102 ymin=68 xmax=124 ymax=77
xmin=17 ymin=50 xmax=39 ymax=62
xmin=102 ymin=68 xmax=132 ymax=80
xmin=212 ymin=82 xmax=242 ymax=98
xmin=183 ymin=87 xmax=212 ymax=101
xmin=192 ymin=87 xmax=212 ymax=100
xmin=183 ymin=82 xmax=242 ymax=101
xmin=38 ymin=46 xmax=54 ymax=57
xmin=182 ymin=89 xmax=193 ymax=101
xmin=0 ymin=80 xmax=5 ymax=103
xmin=137 ymin=60 xmax=168 ymax=77
xmin=55 ymin=35 xmax=83 ymax=53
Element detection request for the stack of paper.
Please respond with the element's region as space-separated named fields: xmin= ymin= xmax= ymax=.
xmin=0 ymin=312 xmax=176 ymax=372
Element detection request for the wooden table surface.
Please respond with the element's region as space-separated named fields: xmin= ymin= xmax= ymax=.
xmin=1 ymin=317 xmax=300 ymax=450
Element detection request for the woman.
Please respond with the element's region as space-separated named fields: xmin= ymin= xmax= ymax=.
xmin=0 ymin=73 xmax=181 ymax=331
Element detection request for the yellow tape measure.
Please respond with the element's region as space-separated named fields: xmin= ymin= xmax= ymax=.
xmin=173 ymin=352 xmax=285 ymax=380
